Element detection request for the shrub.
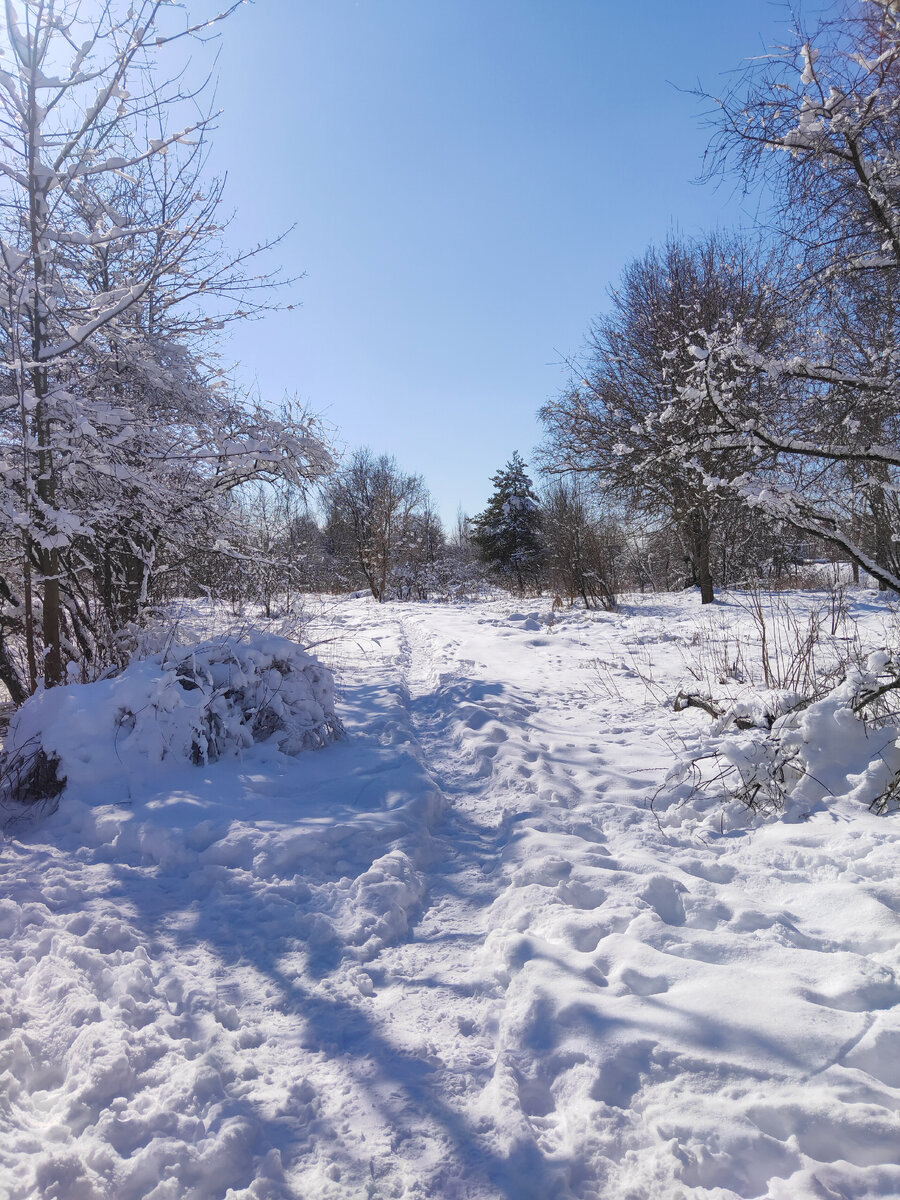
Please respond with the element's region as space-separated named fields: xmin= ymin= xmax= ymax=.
xmin=0 ymin=633 xmax=343 ymax=817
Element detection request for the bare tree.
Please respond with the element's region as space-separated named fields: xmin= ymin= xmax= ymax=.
xmin=541 ymin=479 xmax=618 ymax=609
xmin=539 ymin=233 xmax=784 ymax=603
xmin=0 ymin=2 xmax=330 ymax=693
xmin=322 ymin=450 xmax=433 ymax=602
xmin=681 ymin=0 xmax=900 ymax=590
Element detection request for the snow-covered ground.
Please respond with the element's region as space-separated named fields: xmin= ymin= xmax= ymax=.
xmin=2 ymin=592 xmax=900 ymax=1199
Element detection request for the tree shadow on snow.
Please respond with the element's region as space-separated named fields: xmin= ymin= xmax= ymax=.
xmin=24 ymin=672 xmax=586 ymax=1198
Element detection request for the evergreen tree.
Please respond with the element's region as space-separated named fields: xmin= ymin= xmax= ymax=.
xmin=471 ymin=453 xmax=544 ymax=592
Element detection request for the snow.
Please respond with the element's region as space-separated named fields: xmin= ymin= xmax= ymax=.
xmin=800 ymin=42 xmax=820 ymax=87
xmin=2 ymin=591 xmax=899 ymax=1199
xmin=1 ymin=634 xmax=342 ymax=813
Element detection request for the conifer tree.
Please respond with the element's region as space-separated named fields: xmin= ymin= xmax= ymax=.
xmin=471 ymin=453 xmax=544 ymax=592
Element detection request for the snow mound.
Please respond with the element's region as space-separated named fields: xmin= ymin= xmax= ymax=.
xmin=0 ymin=633 xmax=343 ymax=813
xmin=343 ymin=850 xmax=427 ymax=960
xmin=507 ymin=610 xmax=542 ymax=631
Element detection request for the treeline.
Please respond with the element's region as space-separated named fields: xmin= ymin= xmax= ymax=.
xmin=3 ymin=0 xmax=900 ymax=701
xmin=172 ymin=445 xmax=822 ymax=615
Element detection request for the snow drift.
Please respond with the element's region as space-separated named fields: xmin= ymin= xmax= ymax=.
xmin=0 ymin=633 xmax=343 ymax=813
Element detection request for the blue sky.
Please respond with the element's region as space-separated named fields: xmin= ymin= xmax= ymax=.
xmin=209 ymin=1 xmax=805 ymax=525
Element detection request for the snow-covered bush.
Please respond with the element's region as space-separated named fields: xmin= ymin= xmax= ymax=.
xmin=665 ymin=651 xmax=900 ymax=820
xmin=0 ymin=634 xmax=343 ymax=815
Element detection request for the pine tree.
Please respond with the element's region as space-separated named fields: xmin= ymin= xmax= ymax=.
xmin=471 ymin=453 xmax=544 ymax=593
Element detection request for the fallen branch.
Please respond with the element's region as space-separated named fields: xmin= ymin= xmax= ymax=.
xmin=673 ymin=690 xmax=759 ymax=729
xmin=674 ymin=690 xmax=724 ymax=719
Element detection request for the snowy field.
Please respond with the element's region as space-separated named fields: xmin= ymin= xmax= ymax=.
xmin=2 ymin=591 xmax=900 ymax=1200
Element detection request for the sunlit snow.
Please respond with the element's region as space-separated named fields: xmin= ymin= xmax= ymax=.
xmin=2 ymin=591 xmax=899 ymax=1199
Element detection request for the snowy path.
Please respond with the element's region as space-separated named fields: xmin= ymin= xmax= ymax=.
xmin=2 ymin=596 xmax=900 ymax=1199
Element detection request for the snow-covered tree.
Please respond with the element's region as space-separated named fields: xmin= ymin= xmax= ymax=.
xmin=0 ymin=2 xmax=331 ymax=694
xmin=680 ymin=0 xmax=900 ymax=590
xmin=542 ymin=478 xmax=618 ymax=609
xmin=539 ymin=234 xmax=785 ymax=603
xmin=470 ymin=452 xmax=544 ymax=593
xmin=390 ymin=501 xmax=446 ymax=601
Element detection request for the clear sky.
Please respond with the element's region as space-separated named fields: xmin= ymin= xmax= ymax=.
xmin=207 ymin=0 xmax=807 ymax=525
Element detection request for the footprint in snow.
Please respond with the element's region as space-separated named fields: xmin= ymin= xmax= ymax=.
xmin=641 ymin=875 xmax=687 ymax=927
xmin=618 ymin=966 xmax=670 ymax=996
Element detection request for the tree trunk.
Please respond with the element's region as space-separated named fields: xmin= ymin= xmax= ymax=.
xmin=698 ymin=535 xmax=714 ymax=604
xmin=41 ymin=549 xmax=62 ymax=686
xmin=21 ymin=543 xmax=37 ymax=694
xmin=34 ymin=403 xmax=63 ymax=685
xmin=0 ymin=638 xmax=27 ymax=707
xmin=688 ymin=511 xmax=715 ymax=604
